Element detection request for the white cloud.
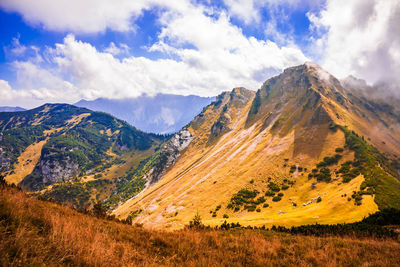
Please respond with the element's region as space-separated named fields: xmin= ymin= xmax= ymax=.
xmin=0 ymin=0 xmax=160 ymax=33
xmin=104 ymin=42 xmax=130 ymax=56
xmin=223 ymin=0 xmax=262 ymax=24
xmin=1 ymin=1 xmax=309 ymax=107
xmin=223 ymin=0 xmax=323 ymax=25
xmin=309 ymin=0 xmax=400 ymax=88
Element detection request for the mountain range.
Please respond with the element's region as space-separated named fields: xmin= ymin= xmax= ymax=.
xmin=0 ymin=106 xmax=26 ymax=112
xmin=75 ymin=94 xmax=215 ymax=134
xmin=1 ymin=62 xmax=400 ymax=230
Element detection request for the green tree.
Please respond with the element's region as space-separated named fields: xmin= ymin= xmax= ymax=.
xmin=189 ymin=211 xmax=204 ymax=229
xmin=93 ymin=201 xmax=107 ymax=218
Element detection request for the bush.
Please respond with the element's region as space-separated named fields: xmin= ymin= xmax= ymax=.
xmin=256 ymin=208 xmax=261 ymax=212
xmin=223 ymin=214 xmax=229 ymax=219
xmin=188 ymin=212 xmax=204 ymax=229
xmin=245 ymin=204 xmax=257 ymax=212
xmin=92 ymin=201 xmax=107 ymax=218
xmin=278 ymin=193 xmax=284 ymax=197
xmin=335 ymin=147 xmax=344 ymax=153
xmin=281 ymin=185 xmax=289 ymax=190
xmin=268 ymin=182 xmax=280 ymax=192
xmin=317 ymin=168 xmax=331 ymax=182
xmin=256 ymin=196 xmax=266 ymax=204
xmin=265 ymin=191 xmax=275 ymax=197
xmin=263 ymin=203 xmax=269 ymax=208
xmin=272 ymin=196 xmax=282 ymax=202
xmin=228 ymin=189 xmax=260 ymax=211
xmin=317 ymin=196 xmax=322 ymax=203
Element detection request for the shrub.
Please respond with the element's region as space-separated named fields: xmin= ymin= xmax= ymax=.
xmin=228 ymin=189 xmax=259 ymax=210
xmin=223 ymin=214 xmax=229 ymax=219
xmin=92 ymin=201 xmax=107 ymax=218
xmin=335 ymin=147 xmax=344 ymax=153
xmin=317 ymin=168 xmax=331 ymax=182
xmin=188 ymin=212 xmax=204 ymax=229
xmin=317 ymin=196 xmax=322 ymax=203
xmin=278 ymin=193 xmax=284 ymax=197
xmin=256 ymin=208 xmax=261 ymax=212
xmin=265 ymin=191 xmax=275 ymax=197
xmin=272 ymin=196 xmax=282 ymax=202
xmin=245 ymin=204 xmax=257 ymax=212
xmin=289 ymin=165 xmax=297 ymax=173
xmin=263 ymin=203 xmax=269 ymax=208
xmin=281 ymin=185 xmax=289 ymax=190
xmin=268 ymin=182 xmax=280 ymax=192
xmin=256 ymin=196 xmax=266 ymax=204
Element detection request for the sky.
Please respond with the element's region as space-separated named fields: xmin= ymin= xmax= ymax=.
xmin=0 ymin=0 xmax=399 ymax=108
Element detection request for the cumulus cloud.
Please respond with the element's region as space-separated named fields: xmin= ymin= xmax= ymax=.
xmin=0 ymin=0 xmax=160 ymax=33
xmin=309 ymin=0 xmax=400 ymax=91
xmin=104 ymin=42 xmax=130 ymax=56
xmin=223 ymin=0 xmax=323 ymax=25
xmin=1 ymin=1 xmax=309 ymax=107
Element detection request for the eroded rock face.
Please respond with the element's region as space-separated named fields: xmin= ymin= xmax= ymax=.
xmin=0 ymin=154 xmax=10 ymax=172
xmin=39 ymin=156 xmax=79 ymax=185
xmin=0 ymin=135 xmax=11 ymax=172
xmin=149 ymin=129 xmax=194 ymax=184
xmin=169 ymin=129 xmax=194 ymax=151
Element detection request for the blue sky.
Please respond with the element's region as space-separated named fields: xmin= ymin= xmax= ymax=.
xmin=0 ymin=0 xmax=398 ymax=108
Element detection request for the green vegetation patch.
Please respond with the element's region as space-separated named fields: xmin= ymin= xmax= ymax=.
xmin=228 ymin=189 xmax=267 ymax=212
xmin=338 ymin=126 xmax=400 ymax=209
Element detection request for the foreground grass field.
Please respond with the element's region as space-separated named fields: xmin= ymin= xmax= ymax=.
xmin=1 ymin=186 xmax=400 ymax=266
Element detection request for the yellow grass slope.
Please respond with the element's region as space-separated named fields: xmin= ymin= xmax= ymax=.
xmin=114 ymin=86 xmax=379 ymax=229
xmin=4 ymin=139 xmax=47 ymax=185
xmin=113 ymin=64 xmax=400 ymax=229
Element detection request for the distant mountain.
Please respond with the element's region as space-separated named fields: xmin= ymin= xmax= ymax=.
xmin=75 ymin=94 xmax=215 ymax=134
xmin=0 ymin=106 xmax=26 ymax=112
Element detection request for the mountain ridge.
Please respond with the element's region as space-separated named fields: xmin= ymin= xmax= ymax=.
xmin=113 ymin=63 xmax=400 ymax=229
xmin=0 ymin=103 xmax=165 ymax=209
xmin=75 ymin=94 xmax=215 ymax=134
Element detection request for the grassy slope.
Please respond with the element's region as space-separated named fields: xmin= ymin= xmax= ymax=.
xmin=114 ymin=65 xmax=400 ymax=230
xmin=1 ymin=104 xmax=163 ymax=209
xmin=114 ymin=88 xmax=379 ymax=229
xmin=1 ymin=186 xmax=400 ymax=266
xmin=4 ymin=139 xmax=47 ymax=185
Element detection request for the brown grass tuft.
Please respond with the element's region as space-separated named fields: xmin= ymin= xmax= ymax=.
xmin=1 ymin=187 xmax=399 ymax=266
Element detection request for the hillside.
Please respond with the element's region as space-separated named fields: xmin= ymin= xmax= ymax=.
xmin=114 ymin=63 xmax=400 ymax=229
xmin=1 ymin=185 xmax=400 ymax=266
xmin=0 ymin=104 xmax=165 ymax=209
xmin=75 ymin=94 xmax=215 ymax=134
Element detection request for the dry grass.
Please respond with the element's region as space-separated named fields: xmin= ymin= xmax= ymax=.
xmin=1 ymin=187 xmax=399 ymax=266
xmin=4 ymin=139 xmax=47 ymax=185
xmin=115 ymin=95 xmax=377 ymax=229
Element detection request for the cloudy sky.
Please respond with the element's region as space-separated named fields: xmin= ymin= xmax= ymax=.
xmin=0 ymin=0 xmax=399 ymax=108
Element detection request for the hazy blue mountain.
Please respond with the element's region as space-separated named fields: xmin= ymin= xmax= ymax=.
xmin=0 ymin=106 xmax=26 ymax=112
xmin=75 ymin=94 xmax=215 ymax=134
